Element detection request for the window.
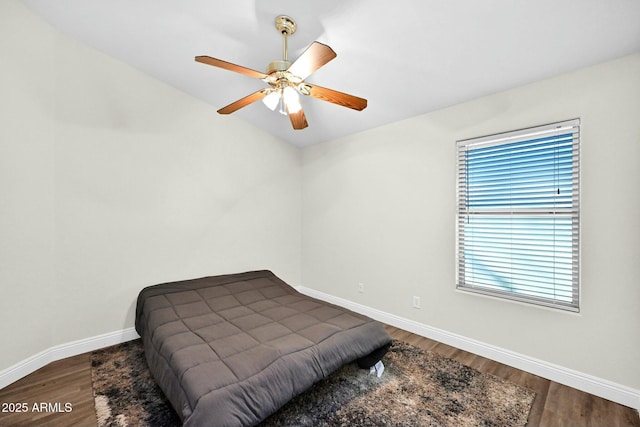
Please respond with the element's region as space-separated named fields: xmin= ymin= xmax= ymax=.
xmin=456 ymin=119 xmax=580 ymax=311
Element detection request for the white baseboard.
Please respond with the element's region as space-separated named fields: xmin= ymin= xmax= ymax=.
xmin=297 ymin=286 xmax=640 ymax=411
xmin=0 ymin=327 xmax=139 ymax=390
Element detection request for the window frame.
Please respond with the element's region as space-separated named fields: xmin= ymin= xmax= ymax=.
xmin=455 ymin=119 xmax=581 ymax=312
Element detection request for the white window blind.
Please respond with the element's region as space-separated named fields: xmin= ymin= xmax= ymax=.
xmin=456 ymin=119 xmax=580 ymax=311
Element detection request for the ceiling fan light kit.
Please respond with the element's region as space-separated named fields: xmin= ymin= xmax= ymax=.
xmin=195 ymin=15 xmax=367 ymax=130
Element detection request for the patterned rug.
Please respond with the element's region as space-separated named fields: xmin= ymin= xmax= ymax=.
xmin=91 ymin=340 xmax=535 ymax=427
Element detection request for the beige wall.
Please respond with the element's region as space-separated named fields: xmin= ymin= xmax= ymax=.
xmin=302 ymin=53 xmax=640 ymax=389
xmin=1 ymin=1 xmax=301 ymax=369
xmin=0 ymin=0 xmax=56 ymax=371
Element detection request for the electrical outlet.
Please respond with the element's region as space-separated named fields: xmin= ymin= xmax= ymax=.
xmin=358 ymin=283 xmax=365 ymax=293
xmin=412 ymin=296 xmax=421 ymax=309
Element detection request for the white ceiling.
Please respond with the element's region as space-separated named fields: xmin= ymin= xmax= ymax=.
xmin=22 ymin=0 xmax=640 ymax=147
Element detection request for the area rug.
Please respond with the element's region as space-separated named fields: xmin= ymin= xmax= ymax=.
xmin=91 ymin=340 xmax=535 ymax=427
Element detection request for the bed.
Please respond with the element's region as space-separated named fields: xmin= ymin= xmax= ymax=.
xmin=135 ymin=270 xmax=392 ymax=427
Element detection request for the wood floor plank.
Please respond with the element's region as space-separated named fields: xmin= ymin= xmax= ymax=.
xmin=0 ymin=354 xmax=97 ymax=427
xmin=539 ymin=382 xmax=640 ymax=427
xmin=0 ymin=326 xmax=637 ymax=427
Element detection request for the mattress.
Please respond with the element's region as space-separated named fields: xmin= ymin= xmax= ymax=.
xmin=135 ymin=270 xmax=392 ymax=427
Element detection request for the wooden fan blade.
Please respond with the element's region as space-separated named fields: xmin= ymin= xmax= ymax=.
xmin=195 ymin=56 xmax=267 ymax=79
xmin=287 ymin=42 xmax=336 ymax=80
xmin=305 ymin=84 xmax=368 ymax=111
xmin=287 ymin=106 xmax=308 ymax=130
xmin=217 ymin=90 xmax=267 ymax=115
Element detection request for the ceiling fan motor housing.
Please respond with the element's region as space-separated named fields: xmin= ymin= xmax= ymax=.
xmin=266 ymin=60 xmax=292 ymax=75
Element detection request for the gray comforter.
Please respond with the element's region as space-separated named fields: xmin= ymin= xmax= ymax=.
xmin=135 ymin=270 xmax=392 ymax=427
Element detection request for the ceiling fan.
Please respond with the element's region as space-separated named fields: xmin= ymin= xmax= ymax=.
xmin=195 ymin=15 xmax=367 ymax=130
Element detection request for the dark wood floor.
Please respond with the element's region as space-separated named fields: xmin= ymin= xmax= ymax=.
xmin=0 ymin=352 xmax=97 ymax=427
xmin=0 ymin=325 xmax=638 ymax=426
